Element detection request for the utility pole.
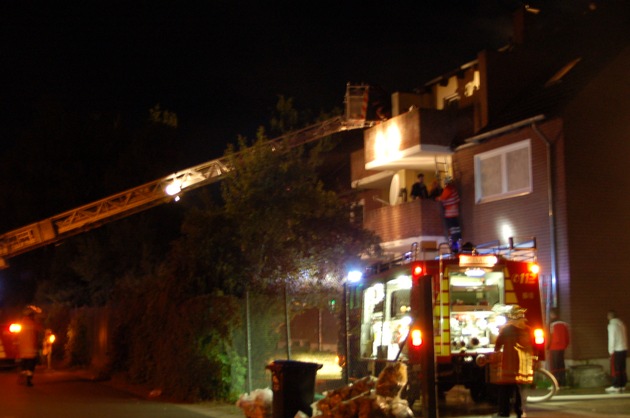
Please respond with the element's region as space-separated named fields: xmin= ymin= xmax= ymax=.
xmin=418 ymin=274 xmax=438 ymax=418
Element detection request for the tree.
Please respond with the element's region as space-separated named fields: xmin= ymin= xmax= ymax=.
xmin=222 ymin=130 xmax=379 ymax=293
xmin=221 ymin=122 xmax=380 ymax=379
xmin=30 ymin=104 xmax=185 ymax=308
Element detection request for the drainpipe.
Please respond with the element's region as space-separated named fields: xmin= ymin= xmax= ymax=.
xmin=531 ymin=122 xmax=559 ymax=310
xmin=457 ymin=114 xmax=558 ymax=310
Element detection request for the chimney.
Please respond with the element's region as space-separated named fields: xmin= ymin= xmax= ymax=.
xmin=512 ymin=6 xmax=526 ymax=45
xmin=512 ymin=5 xmax=540 ymax=46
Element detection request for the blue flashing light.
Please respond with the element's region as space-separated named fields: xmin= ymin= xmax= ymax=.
xmin=347 ymin=270 xmax=363 ymax=283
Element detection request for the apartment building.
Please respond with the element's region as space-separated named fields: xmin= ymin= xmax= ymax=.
xmin=350 ymin=2 xmax=630 ymax=364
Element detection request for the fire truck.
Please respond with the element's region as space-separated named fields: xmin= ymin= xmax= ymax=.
xmin=345 ymin=238 xmax=549 ymax=405
xmin=0 ymin=320 xmax=22 ymax=368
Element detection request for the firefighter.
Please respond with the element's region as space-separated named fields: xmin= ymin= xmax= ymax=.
xmin=365 ymin=84 xmax=391 ymax=121
xmin=493 ymin=305 xmax=534 ymax=418
xmin=436 ymin=176 xmax=462 ymax=252
xmin=17 ymin=305 xmax=43 ymax=387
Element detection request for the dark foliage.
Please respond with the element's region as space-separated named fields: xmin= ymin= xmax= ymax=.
xmin=108 ymin=265 xmax=245 ymax=401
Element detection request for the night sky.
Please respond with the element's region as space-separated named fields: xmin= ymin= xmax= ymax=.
xmin=0 ymin=0 xmax=608 ymax=307
xmin=2 ymin=0 xmax=604 ymax=231
xmin=2 ymin=1 xmax=524 ymax=161
xmin=1 ymin=0 xmax=602 ymax=239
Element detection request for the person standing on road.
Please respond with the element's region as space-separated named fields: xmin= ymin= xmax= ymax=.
xmin=606 ymin=310 xmax=628 ymax=393
xmin=17 ymin=305 xmax=43 ymax=387
xmin=494 ymin=305 xmax=534 ymax=418
xmin=547 ymin=308 xmax=570 ymax=387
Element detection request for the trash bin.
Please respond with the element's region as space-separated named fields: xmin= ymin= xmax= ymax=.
xmin=266 ymin=360 xmax=322 ymax=418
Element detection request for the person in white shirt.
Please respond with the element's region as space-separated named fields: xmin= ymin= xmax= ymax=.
xmin=606 ymin=310 xmax=628 ymax=393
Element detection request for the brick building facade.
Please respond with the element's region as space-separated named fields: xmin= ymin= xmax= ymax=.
xmin=349 ymin=3 xmax=630 ymax=365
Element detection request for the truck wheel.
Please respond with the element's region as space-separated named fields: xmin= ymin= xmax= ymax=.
xmin=403 ymin=382 xmax=420 ymax=409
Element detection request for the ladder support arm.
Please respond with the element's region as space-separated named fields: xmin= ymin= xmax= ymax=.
xmin=0 ymin=114 xmax=369 ymax=267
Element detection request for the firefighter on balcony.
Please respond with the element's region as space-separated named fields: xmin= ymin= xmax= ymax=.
xmin=436 ymin=176 xmax=462 ymax=252
xmin=493 ymin=305 xmax=534 ymax=418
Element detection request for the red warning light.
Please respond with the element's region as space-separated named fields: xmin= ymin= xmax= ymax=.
xmin=411 ymin=329 xmax=423 ymax=347
xmin=412 ymin=263 xmax=423 ymax=278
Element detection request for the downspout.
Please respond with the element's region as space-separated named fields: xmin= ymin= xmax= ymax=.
xmin=458 ymin=114 xmax=558 ymax=309
xmin=531 ymin=122 xmax=559 ymax=310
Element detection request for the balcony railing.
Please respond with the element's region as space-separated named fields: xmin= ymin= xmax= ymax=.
xmin=363 ymin=199 xmax=444 ymax=244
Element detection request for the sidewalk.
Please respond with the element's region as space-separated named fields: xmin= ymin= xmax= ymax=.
xmin=552 ymin=385 xmax=630 ymax=400
xmin=140 ymin=384 xmax=630 ymax=418
xmin=69 ymin=367 xmax=630 ymax=418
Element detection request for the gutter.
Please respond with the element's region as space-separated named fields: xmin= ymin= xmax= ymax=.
xmin=462 ymin=114 xmax=546 ymax=145
xmin=457 ymin=114 xmax=559 ymax=310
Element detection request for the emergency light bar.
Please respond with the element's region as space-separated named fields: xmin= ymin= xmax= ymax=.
xmin=459 ymin=255 xmax=498 ymax=268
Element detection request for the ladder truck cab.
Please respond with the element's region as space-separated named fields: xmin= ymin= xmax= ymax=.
xmin=347 ymin=238 xmax=545 ymax=403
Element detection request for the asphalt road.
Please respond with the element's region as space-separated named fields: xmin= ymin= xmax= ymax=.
xmin=0 ymin=367 xmax=229 ymax=418
xmin=436 ymin=385 xmax=630 ymax=418
xmin=2 ymin=366 xmax=630 ymax=418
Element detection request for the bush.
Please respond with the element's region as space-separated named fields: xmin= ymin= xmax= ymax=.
xmin=109 ymin=271 xmax=247 ymax=402
xmin=65 ymin=309 xmax=91 ymax=367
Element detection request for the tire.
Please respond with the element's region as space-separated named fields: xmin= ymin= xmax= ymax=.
xmin=526 ymin=368 xmax=558 ymax=403
xmin=402 ymin=381 xmax=420 ymax=409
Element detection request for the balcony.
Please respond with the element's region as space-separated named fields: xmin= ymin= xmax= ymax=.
xmin=363 ymin=107 xmax=459 ymax=172
xmin=364 ymin=199 xmax=445 ymax=246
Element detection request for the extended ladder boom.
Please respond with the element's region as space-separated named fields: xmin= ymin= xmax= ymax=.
xmin=0 ymin=93 xmax=374 ymax=268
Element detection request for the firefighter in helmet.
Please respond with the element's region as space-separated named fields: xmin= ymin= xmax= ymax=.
xmin=17 ymin=305 xmax=43 ymax=387
xmin=493 ymin=305 xmax=534 ymax=418
xmin=436 ymin=176 xmax=462 ymax=252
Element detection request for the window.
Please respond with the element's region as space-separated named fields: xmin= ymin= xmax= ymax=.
xmin=390 ymin=289 xmax=411 ymax=318
xmin=474 ymin=140 xmax=532 ymax=203
xmin=449 ymin=270 xmax=505 ymax=351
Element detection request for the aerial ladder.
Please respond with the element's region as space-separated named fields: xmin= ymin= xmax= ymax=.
xmin=0 ymin=84 xmax=377 ymax=269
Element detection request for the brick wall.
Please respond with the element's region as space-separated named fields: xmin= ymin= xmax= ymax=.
xmin=364 ymin=200 xmax=444 ymax=243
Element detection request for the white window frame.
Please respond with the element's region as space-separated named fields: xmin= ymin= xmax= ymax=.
xmin=474 ymin=139 xmax=532 ymax=203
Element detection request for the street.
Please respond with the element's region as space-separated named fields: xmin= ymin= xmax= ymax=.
xmin=435 ymin=385 xmax=630 ymax=418
xmin=0 ymin=367 xmax=236 ymax=418
xmin=3 ymin=366 xmax=630 ymax=418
